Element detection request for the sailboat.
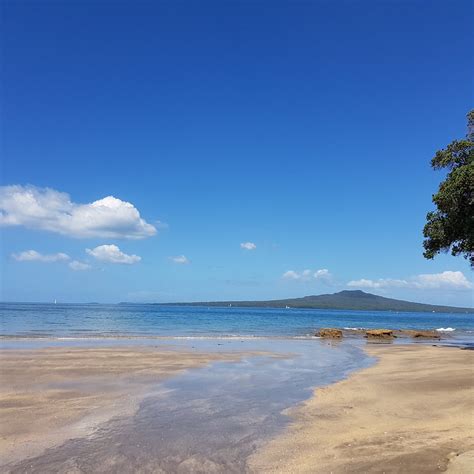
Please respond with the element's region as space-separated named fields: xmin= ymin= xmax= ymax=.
xmin=54 ymin=299 xmax=57 ymax=305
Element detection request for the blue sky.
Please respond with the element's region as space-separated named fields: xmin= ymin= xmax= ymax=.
xmin=1 ymin=0 xmax=473 ymax=306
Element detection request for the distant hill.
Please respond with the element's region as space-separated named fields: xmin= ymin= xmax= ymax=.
xmin=165 ymin=290 xmax=473 ymax=313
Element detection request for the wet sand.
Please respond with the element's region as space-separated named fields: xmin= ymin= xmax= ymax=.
xmin=0 ymin=339 xmax=372 ymax=473
xmin=0 ymin=345 xmax=256 ymax=467
xmin=250 ymin=345 xmax=474 ymax=473
xmin=2 ymin=343 xmax=472 ymax=473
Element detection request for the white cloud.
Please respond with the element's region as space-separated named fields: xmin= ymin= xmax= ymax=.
xmin=347 ymin=278 xmax=408 ymax=289
xmin=69 ymin=260 xmax=91 ymax=271
xmin=282 ymin=270 xmax=300 ymax=280
xmin=314 ymin=268 xmax=330 ymax=279
xmin=169 ymin=255 xmax=190 ymax=264
xmin=0 ymin=185 xmax=156 ymax=239
xmin=12 ymin=249 xmax=92 ymax=271
xmin=300 ymin=269 xmax=313 ymax=279
xmin=282 ymin=268 xmax=331 ymax=282
xmin=412 ymin=271 xmax=473 ymax=290
xmin=12 ymin=250 xmax=70 ymax=263
xmin=348 ymin=271 xmax=472 ymax=291
xmin=86 ymin=244 xmax=141 ymax=264
xmin=240 ymin=242 xmax=256 ymax=250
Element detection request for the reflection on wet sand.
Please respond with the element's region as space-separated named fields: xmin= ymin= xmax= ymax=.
xmin=1 ymin=340 xmax=370 ymax=473
xmin=0 ymin=346 xmax=261 ymax=468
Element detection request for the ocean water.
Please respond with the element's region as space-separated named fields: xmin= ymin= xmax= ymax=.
xmin=0 ymin=302 xmax=473 ymax=341
xmin=1 ymin=303 xmax=473 ymax=472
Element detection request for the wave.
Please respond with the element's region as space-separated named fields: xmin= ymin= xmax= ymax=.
xmin=0 ymin=334 xmax=312 ymax=341
xmin=436 ymin=327 xmax=456 ymax=332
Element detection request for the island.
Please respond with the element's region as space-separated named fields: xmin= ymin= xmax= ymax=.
xmin=163 ymin=290 xmax=473 ymax=313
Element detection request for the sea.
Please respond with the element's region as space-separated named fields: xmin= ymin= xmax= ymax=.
xmin=0 ymin=302 xmax=473 ymax=343
xmin=1 ymin=303 xmax=473 ymax=472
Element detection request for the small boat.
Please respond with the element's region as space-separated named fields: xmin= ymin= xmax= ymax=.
xmin=285 ymin=305 xmax=290 ymax=309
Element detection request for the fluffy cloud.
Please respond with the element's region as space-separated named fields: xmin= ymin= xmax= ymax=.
xmin=69 ymin=260 xmax=91 ymax=271
xmin=86 ymin=244 xmax=141 ymax=264
xmin=348 ymin=271 xmax=472 ymax=291
xmin=240 ymin=242 xmax=257 ymax=250
xmin=12 ymin=249 xmax=92 ymax=271
xmin=169 ymin=255 xmax=190 ymax=264
xmin=282 ymin=270 xmax=301 ymax=280
xmin=314 ymin=269 xmax=330 ymax=278
xmin=282 ymin=268 xmax=331 ymax=281
xmin=413 ymin=271 xmax=472 ymax=289
xmin=12 ymin=250 xmax=70 ymax=263
xmin=0 ymin=185 xmax=156 ymax=239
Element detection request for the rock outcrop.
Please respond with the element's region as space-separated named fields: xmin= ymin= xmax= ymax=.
xmin=316 ymin=328 xmax=343 ymax=338
xmin=365 ymin=329 xmax=395 ymax=339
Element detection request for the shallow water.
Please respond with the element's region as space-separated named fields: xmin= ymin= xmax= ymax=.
xmin=2 ymin=339 xmax=372 ymax=473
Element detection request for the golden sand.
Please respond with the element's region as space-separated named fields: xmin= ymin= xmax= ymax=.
xmin=250 ymin=345 xmax=474 ymax=473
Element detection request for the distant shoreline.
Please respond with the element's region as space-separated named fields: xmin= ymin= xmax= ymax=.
xmin=156 ymin=302 xmax=473 ymax=314
xmin=156 ymin=290 xmax=474 ymax=314
xmin=2 ymin=294 xmax=472 ymax=314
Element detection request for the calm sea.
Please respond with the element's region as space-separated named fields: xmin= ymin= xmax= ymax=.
xmin=1 ymin=302 xmax=473 ymax=342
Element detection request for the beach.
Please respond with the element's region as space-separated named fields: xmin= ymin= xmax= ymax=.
xmin=1 ymin=302 xmax=474 ymax=473
xmin=3 ymin=0 xmax=474 ymax=470
xmin=250 ymin=344 xmax=474 ymax=473
xmin=0 ymin=337 xmax=371 ymax=473
xmin=0 ymin=345 xmax=258 ymax=468
xmin=0 ymin=341 xmax=473 ymax=472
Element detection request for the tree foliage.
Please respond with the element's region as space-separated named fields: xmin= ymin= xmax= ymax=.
xmin=423 ymin=110 xmax=474 ymax=267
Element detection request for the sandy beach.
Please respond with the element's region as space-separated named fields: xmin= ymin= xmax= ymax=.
xmin=1 ymin=343 xmax=473 ymax=473
xmin=0 ymin=345 xmax=257 ymax=467
xmin=251 ymin=344 xmax=474 ymax=473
